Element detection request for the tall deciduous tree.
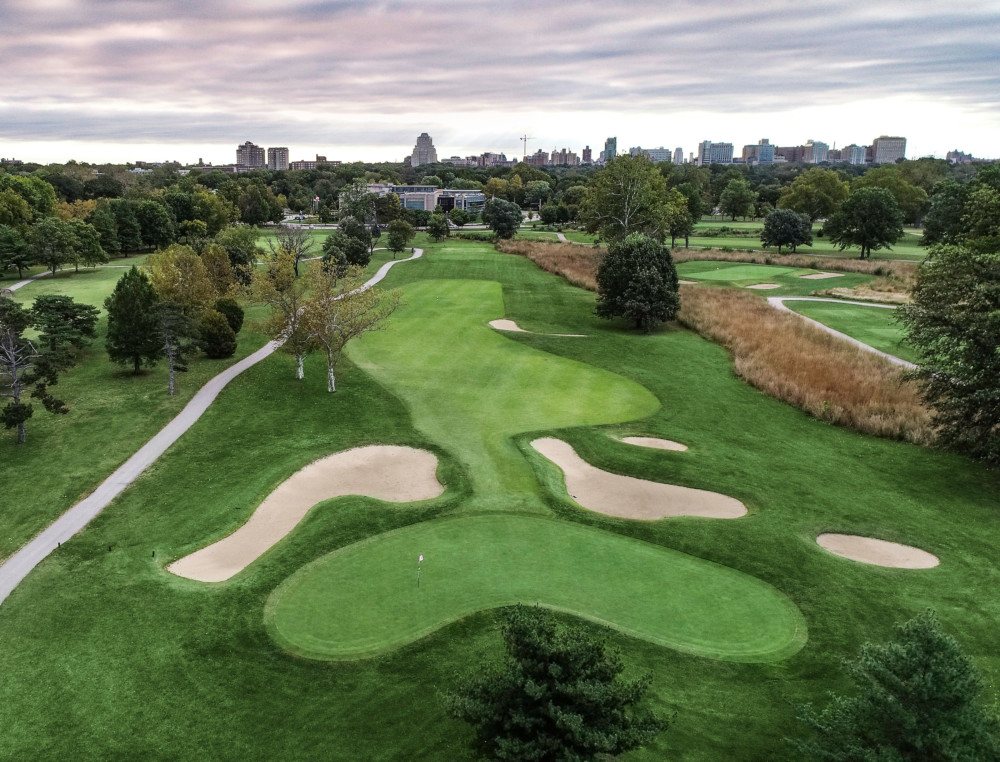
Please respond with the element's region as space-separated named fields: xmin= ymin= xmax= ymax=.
xmin=104 ymin=266 xmax=162 ymax=375
xmin=483 ymin=198 xmax=522 ymax=240
xmin=426 ymin=213 xmax=449 ymax=242
xmin=266 ymin=224 xmax=317 ymax=276
xmin=0 ymin=225 xmax=32 ymax=279
xmin=718 ymin=178 xmax=757 ymax=221
xmin=898 ymin=245 xmax=1000 ymax=465
xmin=792 ymin=610 xmax=1000 ymax=760
xmin=135 ymin=199 xmax=176 ymax=250
xmin=250 ymin=248 xmax=315 ymax=379
xmin=302 ymin=264 xmax=400 ymax=392
xmin=214 ymin=225 xmax=261 ymax=283
xmin=852 ymin=166 xmax=929 ymax=225
xmin=595 ymin=233 xmax=680 ymax=333
xmin=761 ymin=208 xmax=813 ymax=253
xmin=0 ymin=296 xmax=66 ymax=444
xmin=579 ymin=155 xmax=672 ymax=241
xmin=386 ymin=218 xmax=414 ymax=257
xmin=824 ymin=187 xmax=904 ymax=259
xmin=441 ymin=605 xmax=669 ymax=762
xmin=777 ymin=167 xmax=850 ymax=221
xmin=29 ymin=217 xmax=77 ymax=274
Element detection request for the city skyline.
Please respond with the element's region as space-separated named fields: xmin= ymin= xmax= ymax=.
xmin=2 ymin=1 xmax=999 ymax=164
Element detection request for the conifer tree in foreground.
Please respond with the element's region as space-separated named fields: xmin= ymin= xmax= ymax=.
xmin=104 ymin=266 xmax=162 ymax=375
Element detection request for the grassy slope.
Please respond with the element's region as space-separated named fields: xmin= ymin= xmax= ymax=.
xmin=0 ymin=238 xmax=997 ymax=760
xmin=676 ymin=259 xmax=873 ymax=297
xmin=786 ymin=301 xmax=919 ymax=364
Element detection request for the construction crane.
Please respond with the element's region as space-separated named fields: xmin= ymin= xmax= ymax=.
xmin=520 ymin=134 xmax=535 ymax=162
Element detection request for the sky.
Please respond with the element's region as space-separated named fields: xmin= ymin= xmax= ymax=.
xmin=1 ymin=0 xmax=999 ymax=166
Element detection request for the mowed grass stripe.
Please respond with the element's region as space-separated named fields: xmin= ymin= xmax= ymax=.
xmin=268 ymin=514 xmax=807 ymax=662
xmin=786 ymin=301 xmax=919 ymax=364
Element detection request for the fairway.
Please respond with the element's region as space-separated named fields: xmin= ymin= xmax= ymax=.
xmin=348 ymin=278 xmax=659 ymax=511
xmin=267 ymin=514 xmax=806 ymax=662
xmin=786 ymin=300 xmax=918 ymax=363
xmin=680 ymin=263 xmax=800 ymax=282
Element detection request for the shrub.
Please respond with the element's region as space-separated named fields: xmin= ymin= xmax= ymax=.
xmin=200 ymin=309 xmax=237 ymax=359
xmin=214 ymin=297 xmax=244 ymax=334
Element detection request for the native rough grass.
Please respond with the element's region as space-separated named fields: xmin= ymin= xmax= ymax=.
xmin=499 ymin=240 xmax=933 ymax=444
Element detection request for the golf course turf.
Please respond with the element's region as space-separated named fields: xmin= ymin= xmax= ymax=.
xmin=268 ymin=514 xmax=806 ymax=662
xmin=785 ymin=300 xmax=919 ymax=364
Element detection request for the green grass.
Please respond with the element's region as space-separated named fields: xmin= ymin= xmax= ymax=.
xmin=675 ymin=259 xmax=874 ymax=296
xmin=786 ymin=300 xmax=919 ymax=363
xmin=268 ymin=513 xmax=806 ymax=661
xmin=348 ymin=279 xmax=658 ymax=510
xmin=0 ymin=238 xmax=998 ymax=759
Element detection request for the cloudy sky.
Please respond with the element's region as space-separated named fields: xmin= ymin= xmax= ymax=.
xmin=2 ymin=0 xmax=999 ymax=165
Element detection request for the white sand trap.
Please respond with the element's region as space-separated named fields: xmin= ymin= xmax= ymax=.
xmin=678 ymin=279 xmax=698 ymax=285
xmin=801 ymin=272 xmax=845 ymax=280
xmin=621 ymin=436 xmax=688 ymax=452
xmin=168 ymin=446 xmax=443 ymax=582
xmin=489 ymin=318 xmax=586 ymax=337
xmin=531 ymin=438 xmax=745 ymax=520
xmin=816 ymin=533 xmax=939 ymax=569
xmin=746 ymin=283 xmax=781 ymax=290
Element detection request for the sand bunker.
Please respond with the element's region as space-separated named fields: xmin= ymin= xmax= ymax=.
xmin=168 ymin=446 xmax=444 ymax=582
xmin=800 ymin=272 xmax=845 ymax=280
xmin=621 ymin=436 xmax=688 ymax=452
xmin=746 ymin=283 xmax=781 ymax=290
xmin=531 ymin=438 xmax=745 ymax=520
xmin=488 ymin=319 xmax=585 ymax=337
xmin=678 ymin=279 xmax=698 ymax=285
xmin=816 ymin=533 xmax=939 ymax=569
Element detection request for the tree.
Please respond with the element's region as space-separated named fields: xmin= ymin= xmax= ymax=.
xmin=249 ymin=248 xmax=315 ymax=379
xmin=29 ymin=294 xmax=99 ymax=370
xmin=104 ymin=266 xmax=162 ymax=375
xmin=898 ymin=245 xmax=1000 ymax=465
xmin=109 ymin=199 xmax=142 ymax=253
xmin=441 ymin=605 xmax=668 ymax=761
xmin=214 ymin=297 xmax=244 ymax=334
xmin=0 ymin=188 xmax=34 ymax=229
xmin=302 ymin=264 xmax=400 ymax=392
xmin=921 ymin=181 xmax=967 ymax=246
xmin=386 ymin=218 xmax=414 ymax=257
xmin=0 ymin=296 xmax=67 ymax=443
xmin=322 ymin=225 xmax=370 ymax=273
xmin=448 ymin=208 xmax=470 ymax=227
xmin=135 ymin=199 xmax=176 ymax=250
xmin=0 ymin=225 xmax=32 ymax=279
xmin=483 ymin=198 xmax=521 ymax=240
xmin=852 ymin=166 xmax=929 ymax=225
xmin=777 ymin=167 xmax=850 ymax=221
xmin=238 ymin=183 xmax=282 ymax=226
xmin=266 ymin=224 xmax=317 ymax=276
xmin=792 ymin=610 xmax=1000 ymax=760
xmin=426 ymin=213 xmax=449 ymax=242
xmin=595 ymin=233 xmax=680 ymax=333
xmin=524 ymin=180 xmax=551 ymax=208
xmin=200 ymin=244 xmax=238 ymax=296
xmin=64 ymin=218 xmax=108 ymax=271
xmin=199 ymin=309 xmax=237 ymax=359
xmin=665 ymin=188 xmax=694 ymax=247
xmin=824 ymin=187 xmax=904 ymax=259
xmin=88 ymin=203 xmax=120 ymax=257
xmin=484 ymin=177 xmax=509 ymax=200
xmin=761 ymin=208 xmax=813 ymax=254
xmin=0 ymin=175 xmax=57 ymax=221
xmin=146 ymin=245 xmax=216 ymax=314
xmin=580 ymin=155 xmax=672 ymax=242
xmin=214 ymin=225 xmax=261 ymax=283
xmin=718 ymin=178 xmax=757 ymax=221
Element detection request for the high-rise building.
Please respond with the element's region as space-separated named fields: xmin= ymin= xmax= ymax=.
xmin=582 ymin=146 xmax=592 ymax=164
xmin=526 ymin=150 xmax=549 ymax=166
xmin=673 ymin=147 xmax=684 ymax=165
xmin=603 ymin=137 xmax=617 ymax=163
xmin=803 ymin=139 xmax=829 ymax=163
xmin=742 ymin=139 xmax=774 ymax=165
xmin=630 ymin=146 xmax=671 ymax=163
xmin=871 ymin=135 xmax=906 ymax=164
xmin=267 ymin=147 xmax=289 ymax=171
xmin=549 ymin=148 xmax=579 ymax=166
xmin=697 ymin=140 xmax=734 ymax=165
xmin=410 ymin=133 xmax=438 ymax=167
xmin=236 ymin=141 xmax=265 ymax=168
xmin=776 ymin=145 xmax=805 ymax=163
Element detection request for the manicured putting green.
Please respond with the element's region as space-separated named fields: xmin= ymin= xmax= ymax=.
xmin=679 ymin=262 xmax=800 ymax=282
xmin=348 ymin=279 xmax=659 ymax=511
xmin=787 ymin=301 xmax=918 ymax=363
xmin=267 ymin=514 xmax=807 ymax=662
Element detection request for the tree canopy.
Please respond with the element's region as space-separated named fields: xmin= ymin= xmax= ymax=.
xmin=104 ymin=266 xmax=162 ymax=375
xmin=824 ymin=186 xmax=904 ymax=259
xmin=483 ymin=198 xmax=522 ymax=240
xmin=761 ymin=208 xmax=813 ymax=253
xmin=442 ymin=605 xmax=669 ymax=761
xmin=777 ymin=167 xmax=849 ymax=221
xmin=579 ymin=155 xmax=672 ymax=241
xmin=595 ymin=233 xmax=680 ymax=333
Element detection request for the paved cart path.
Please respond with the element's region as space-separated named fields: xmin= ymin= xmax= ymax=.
xmin=0 ymin=249 xmax=422 ymax=606
xmin=767 ymin=296 xmax=915 ymax=369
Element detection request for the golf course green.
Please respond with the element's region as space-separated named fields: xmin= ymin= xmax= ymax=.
xmin=267 ymin=514 xmax=806 ymax=662
xmin=348 ymin=278 xmax=659 ymax=512
xmin=680 ymin=263 xmax=800 ymax=282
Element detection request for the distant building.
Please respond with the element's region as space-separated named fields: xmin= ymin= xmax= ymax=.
xmin=366 ymin=183 xmax=486 ymax=213
xmin=697 ymin=140 xmax=734 ymax=165
xmin=549 ymin=148 xmax=580 ymax=166
xmin=630 ymin=146 xmax=671 ymax=163
xmin=673 ymin=147 xmax=684 ymax=165
xmin=947 ymin=149 xmax=975 ymax=164
xmin=603 ymin=137 xmax=617 ymax=163
xmin=776 ymin=145 xmax=805 ymax=163
xmin=410 ymin=133 xmax=438 ymax=167
xmin=267 ymin=147 xmax=290 ymax=171
xmin=476 ymin=152 xmax=510 ymax=167
xmin=0 ymin=157 xmax=23 ymax=166
xmin=826 ymin=149 xmax=842 ymax=162
xmin=742 ymin=138 xmax=774 ymax=165
xmin=803 ymin=139 xmax=829 ymax=163
xmin=525 ymin=150 xmax=549 ymax=166
xmin=871 ymin=135 xmax=906 ymax=164
xmin=841 ymin=144 xmax=867 ymax=165
xmin=236 ymin=141 xmax=265 ymax=168
xmin=582 ymin=146 xmax=592 ymax=164
xmin=441 ymin=156 xmax=474 ymax=166
xmin=289 ymin=155 xmax=340 ymax=171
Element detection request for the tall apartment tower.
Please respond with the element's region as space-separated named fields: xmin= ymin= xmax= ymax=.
xmin=603 ymin=137 xmax=617 ymax=163
xmin=871 ymin=135 xmax=906 ymax=164
xmin=673 ymin=147 xmax=684 ymax=165
xmin=410 ymin=133 xmax=438 ymax=167
xmin=803 ymin=139 xmax=829 ymax=163
xmin=267 ymin=147 xmax=290 ymax=171
xmin=697 ymin=140 xmax=734 ymax=166
xmin=582 ymin=146 xmax=592 ymax=164
xmin=236 ymin=141 xmax=265 ymax=168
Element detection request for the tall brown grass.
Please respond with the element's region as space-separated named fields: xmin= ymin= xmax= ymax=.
xmin=500 ymin=239 xmax=933 ymax=444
